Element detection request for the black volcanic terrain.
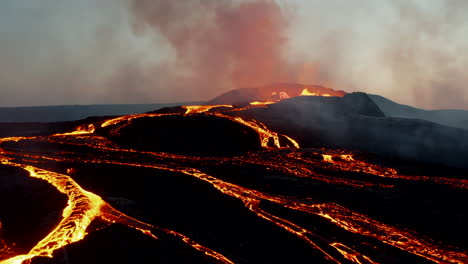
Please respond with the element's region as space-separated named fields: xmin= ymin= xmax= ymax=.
xmin=0 ymin=103 xmax=200 ymax=123
xmin=208 ymin=83 xmax=346 ymax=105
xmin=240 ymin=93 xmax=468 ymax=169
xmin=369 ymin=94 xmax=468 ymax=130
xmin=1 ymin=85 xmax=467 ymax=264
xmin=97 ymin=115 xmax=262 ymax=156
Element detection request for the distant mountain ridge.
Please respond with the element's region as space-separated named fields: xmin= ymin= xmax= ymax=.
xmin=369 ymin=94 xmax=468 ymax=130
xmin=209 ymin=83 xmax=468 ymax=131
xmin=241 ymin=92 xmax=468 ymax=168
xmin=1 ymin=86 xmax=467 ymax=169
xmin=0 ymin=103 xmax=201 ymax=123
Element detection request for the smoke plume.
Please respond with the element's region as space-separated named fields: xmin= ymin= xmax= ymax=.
xmin=126 ymin=0 xmax=295 ymax=100
xmin=1 ymin=0 xmax=468 ymax=109
xmin=290 ymin=0 xmax=468 ymax=109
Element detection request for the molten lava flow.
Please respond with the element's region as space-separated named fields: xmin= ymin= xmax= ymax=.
xmin=100 ymin=113 xmax=172 ymax=128
xmin=53 ymin=124 xmax=96 ymax=136
xmin=243 ymin=199 xmax=343 ymax=264
xmin=314 ymin=152 xmax=468 ymax=189
xmin=282 ymin=135 xmax=300 ymax=148
xmin=100 ymin=204 xmax=234 ymax=264
xmin=160 ymin=230 xmax=234 ymax=264
xmin=329 ymin=243 xmax=379 ymax=264
xmin=3 ymin=133 xmax=468 ymax=263
xmin=249 ymin=101 xmax=275 ymax=106
xmin=212 ymin=113 xmax=297 ymax=149
xmin=322 ymin=154 xmax=334 ymax=163
xmin=299 ymin=87 xmax=345 ymax=97
xmin=301 ymin=88 xmax=319 ymax=96
xmin=98 ymin=107 xmax=297 ymax=150
xmin=183 ymin=105 xmax=233 ymax=114
xmin=41 ymin=145 xmax=462 ymax=264
xmin=2 ymin=103 xmax=468 ymax=263
xmin=0 ymin=225 xmax=15 ymax=261
xmin=313 ymin=153 xmax=398 ymax=177
xmin=0 ymin=160 xmax=105 ymax=264
xmin=340 ymin=154 xmax=354 ymax=162
xmin=176 ymin=166 xmax=467 ymax=264
xmin=0 ymin=159 xmax=233 ymax=264
xmin=0 ymin=137 xmax=35 ymax=143
xmin=239 ymin=151 xmax=393 ymax=189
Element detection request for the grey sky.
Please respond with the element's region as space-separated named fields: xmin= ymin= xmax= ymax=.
xmin=0 ymin=0 xmax=467 ymax=109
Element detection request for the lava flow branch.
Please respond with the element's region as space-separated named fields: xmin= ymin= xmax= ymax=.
xmin=1 ymin=97 xmax=467 ymax=264
xmin=0 ymin=159 xmax=233 ymax=264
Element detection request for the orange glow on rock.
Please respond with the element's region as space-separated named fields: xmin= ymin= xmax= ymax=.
xmin=0 ymin=160 xmax=234 ymax=264
xmin=1 ymin=102 xmax=467 ymax=264
xmin=301 ymin=88 xmax=319 ymax=96
xmin=249 ymin=101 xmax=275 ymax=106
xmin=54 ymin=124 xmax=96 ymax=136
xmin=300 ymin=87 xmax=345 ymax=97
xmin=279 ymin=91 xmax=290 ymax=99
xmin=301 ymin=88 xmax=331 ymax=97
xmin=183 ymin=105 xmax=233 ymax=115
xmin=322 ymin=154 xmax=334 ymax=163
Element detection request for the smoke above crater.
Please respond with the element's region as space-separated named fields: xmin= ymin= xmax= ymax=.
xmin=124 ymin=0 xmax=297 ymax=101
xmin=1 ymin=0 xmax=468 ymax=109
xmin=288 ymin=0 xmax=468 ymax=110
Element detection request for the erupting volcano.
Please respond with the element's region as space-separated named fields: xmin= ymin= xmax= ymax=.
xmin=208 ymin=84 xmax=347 ymax=105
xmin=0 ymin=84 xmax=468 ymax=264
xmin=3 ymin=0 xmax=468 ymax=262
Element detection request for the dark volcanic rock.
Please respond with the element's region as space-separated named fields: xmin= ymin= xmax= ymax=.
xmin=0 ymin=165 xmax=67 ymax=252
xmin=341 ymin=92 xmax=386 ymax=117
xmin=266 ymin=92 xmax=385 ymax=118
xmin=59 ymin=164 xmax=327 ymax=264
xmin=208 ymin=83 xmax=346 ymax=105
xmin=0 ymin=116 xmax=109 ymax=138
xmin=369 ymin=94 xmax=468 ymax=130
xmin=0 ymin=103 xmax=196 ymax=123
xmin=30 ymin=225 xmax=220 ymax=264
xmin=97 ymin=114 xmax=262 ymax=156
xmin=241 ymin=92 xmax=468 ymax=168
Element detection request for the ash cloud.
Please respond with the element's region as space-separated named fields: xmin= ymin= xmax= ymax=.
xmin=126 ymin=0 xmax=296 ymax=101
xmin=1 ymin=0 xmax=468 ymax=109
xmin=0 ymin=0 xmax=298 ymax=106
xmin=386 ymin=0 xmax=468 ymax=109
xmin=294 ymin=0 xmax=468 ymax=110
xmin=125 ymin=0 xmax=468 ymax=109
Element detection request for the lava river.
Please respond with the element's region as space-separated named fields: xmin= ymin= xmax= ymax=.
xmin=0 ymin=104 xmax=467 ymax=264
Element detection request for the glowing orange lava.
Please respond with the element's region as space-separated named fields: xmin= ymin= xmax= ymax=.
xmin=212 ymin=113 xmax=298 ymax=149
xmin=0 ymin=159 xmax=233 ymax=264
xmin=322 ymin=154 xmax=334 ymax=163
xmin=183 ymin=105 xmax=233 ymax=115
xmin=300 ymin=87 xmax=344 ymax=97
xmin=53 ymin=124 xmax=96 ymax=136
xmin=249 ymin=101 xmax=275 ymax=106
xmin=0 ymin=160 xmax=105 ymax=264
xmin=1 ymin=102 xmax=467 ymax=264
xmin=300 ymin=88 xmax=319 ymax=96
